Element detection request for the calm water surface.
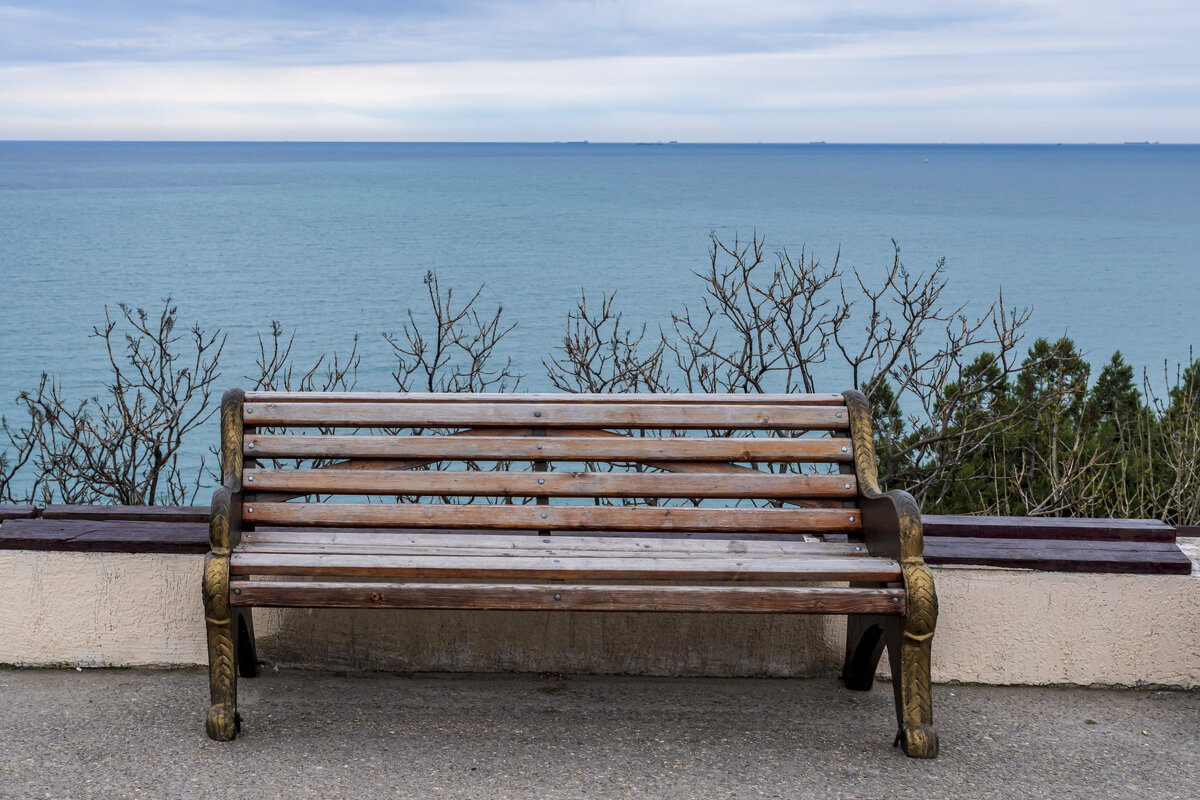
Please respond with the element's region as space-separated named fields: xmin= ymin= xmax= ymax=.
xmin=1 ymin=142 xmax=1197 ymax=485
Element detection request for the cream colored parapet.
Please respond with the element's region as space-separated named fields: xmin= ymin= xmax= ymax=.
xmin=2 ymin=543 xmax=1197 ymax=687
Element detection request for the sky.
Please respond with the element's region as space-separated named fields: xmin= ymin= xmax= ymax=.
xmin=1 ymin=0 xmax=1198 ymax=142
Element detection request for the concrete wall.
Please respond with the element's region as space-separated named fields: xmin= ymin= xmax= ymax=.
xmin=3 ymin=540 xmax=1197 ymax=687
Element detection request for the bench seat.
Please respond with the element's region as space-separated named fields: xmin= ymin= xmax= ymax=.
xmin=202 ymin=389 xmax=940 ymax=757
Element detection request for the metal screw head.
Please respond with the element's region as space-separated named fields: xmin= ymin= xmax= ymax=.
xmin=553 ymin=593 xmax=562 ymax=601
xmin=843 ymin=483 xmax=851 ymax=490
xmin=841 ymin=446 xmax=848 ymax=453
xmin=891 ymin=597 xmax=900 ymax=603
xmin=541 ymin=512 xmax=548 ymax=519
xmin=247 ymin=475 xmax=255 ymax=482
xmin=234 ymin=588 xmax=241 ymax=595
xmin=543 ymin=539 xmax=551 ymax=543
xmin=835 ymin=411 xmax=842 ymax=418
xmin=247 ymin=442 xmax=256 ymax=450
xmin=537 ymin=478 xmax=545 ymax=485
xmin=536 ymin=443 xmax=543 ymax=450
xmin=848 ymin=516 xmax=856 ymax=523
xmin=247 ymin=507 xmax=254 ymax=513
xmin=855 ymin=546 xmax=863 ymax=551
xmin=245 ymin=407 xmax=253 ymax=414
xmin=533 ymin=410 xmax=542 ymax=417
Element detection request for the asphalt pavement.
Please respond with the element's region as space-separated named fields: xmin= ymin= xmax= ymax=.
xmin=2 ymin=668 xmax=1197 ymax=799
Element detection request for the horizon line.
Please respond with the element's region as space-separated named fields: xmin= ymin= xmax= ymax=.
xmin=0 ymin=139 xmax=1194 ymax=146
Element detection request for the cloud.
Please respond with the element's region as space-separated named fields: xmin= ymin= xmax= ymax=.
xmin=0 ymin=1 xmax=1197 ymax=141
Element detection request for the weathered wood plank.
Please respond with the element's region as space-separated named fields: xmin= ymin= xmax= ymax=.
xmin=923 ymin=537 xmax=1193 ymax=575
xmin=236 ymin=534 xmax=865 ymax=559
xmin=229 ymin=551 xmax=900 ymax=581
xmin=230 ymin=581 xmax=905 ymax=614
xmin=244 ymin=468 xmax=856 ymax=499
xmin=923 ymin=514 xmax=1177 ymax=543
xmin=242 ymin=402 xmax=849 ymax=430
xmin=41 ymin=505 xmax=210 ymax=523
xmin=245 ymin=434 xmax=853 ymax=463
xmin=244 ymin=392 xmax=848 ymax=405
xmin=240 ymin=529 xmax=865 ymax=556
xmin=244 ymin=502 xmax=862 ymax=533
xmin=0 ymin=518 xmax=209 ymax=553
xmin=0 ymin=505 xmax=38 ymax=523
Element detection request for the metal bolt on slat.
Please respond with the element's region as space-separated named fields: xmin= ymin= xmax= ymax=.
xmin=541 ymin=513 xmax=548 ymax=519
xmin=843 ymin=483 xmax=851 ymax=489
xmin=848 ymin=516 xmax=856 ymax=523
xmin=248 ymin=442 xmax=255 ymax=450
xmin=536 ymin=443 xmax=543 ymax=450
xmin=538 ymin=478 xmax=545 ymax=485
xmin=554 ymin=594 xmax=562 ymax=601
xmin=247 ymin=476 xmax=255 ymax=482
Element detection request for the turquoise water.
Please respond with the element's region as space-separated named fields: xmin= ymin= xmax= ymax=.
xmin=1 ymin=142 xmax=1198 ymax=462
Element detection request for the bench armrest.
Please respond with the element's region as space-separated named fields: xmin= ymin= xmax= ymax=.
xmin=859 ymin=487 xmax=925 ymax=564
xmin=208 ymin=483 xmax=243 ymax=555
xmin=842 ymin=389 xmax=926 ymax=566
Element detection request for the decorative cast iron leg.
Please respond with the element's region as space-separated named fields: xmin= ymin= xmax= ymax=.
xmin=236 ymin=609 xmax=258 ymax=678
xmin=203 ymin=554 xmax=239 ymax=740
xmin=883 ymin=567 xmax=938 ymax=758
xmin=842 ymin=614 xmax=886 ymax=691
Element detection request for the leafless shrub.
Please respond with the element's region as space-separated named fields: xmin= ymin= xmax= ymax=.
xmin=380 ymin=271 xmax=522 ymax=504
xmin=249 ymin=320 xmax=360 ymax=395
xmin=545 ymin=292 xmax=668 ymax=393
xmin=839 ymin=243 xmax=1047 ymax=502
xmin=5 ymin=300 xmax=224 ymax=505
xmin=667 ymin=232 xmax=848 ymax=394
xmin=1 ymin=375 xmax=46 ymax=503
xmin=547 ymin=231 xmax=1045 ymax=506
xmin=385 ymin=271 xmax=521 ymax=393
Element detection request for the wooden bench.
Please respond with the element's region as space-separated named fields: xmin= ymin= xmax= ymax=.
xmin=203 ymin=389 xmax=940 ymax=757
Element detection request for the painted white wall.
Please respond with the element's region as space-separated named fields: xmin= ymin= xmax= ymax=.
xmin=2 ymin=541 xmax=1196 ymax=687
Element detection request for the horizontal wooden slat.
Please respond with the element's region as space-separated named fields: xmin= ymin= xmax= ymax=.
xmin=240 ymin=530 xmax=868 ymax=557
xmin=229 ymin=551 xmax=899 ymax=581
xmin=244 ymin=503 xmax=861 ymax=533
xmin=244 ymin=392 xmax=848 ymax=405
xmin=245 ymin=434 xmax=853 ymax=462
xmin=237 ymin=531 xmax=866 ymax=558
xmin=230 ymin=581 xmax=905 ymax=614
xmin=244 ymin=468 xmax=856 ymax=499
xmin=242 ymin=402 xmax=848 ymax=430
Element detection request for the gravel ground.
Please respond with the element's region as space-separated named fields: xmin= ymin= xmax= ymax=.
xmin=1 ymin=668 xmax=1196 ymax=799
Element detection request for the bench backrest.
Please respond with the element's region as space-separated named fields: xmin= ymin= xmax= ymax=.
xmin=222 ymin=392 xmax=868 ymax=538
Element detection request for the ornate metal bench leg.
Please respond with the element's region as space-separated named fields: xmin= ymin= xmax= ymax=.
xmin=236 ymin=609 xmax=258 ymax=678
xmin=884 ymin=566 xmax=938 ymax=758
xmin=842 ymin=614 xmax=886 ymax=691
xmin=203 ymin=553 xmax=239 ymax=740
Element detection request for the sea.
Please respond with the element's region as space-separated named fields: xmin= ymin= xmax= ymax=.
xmin=1 ymin=142 xmax=1198 ymax=492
